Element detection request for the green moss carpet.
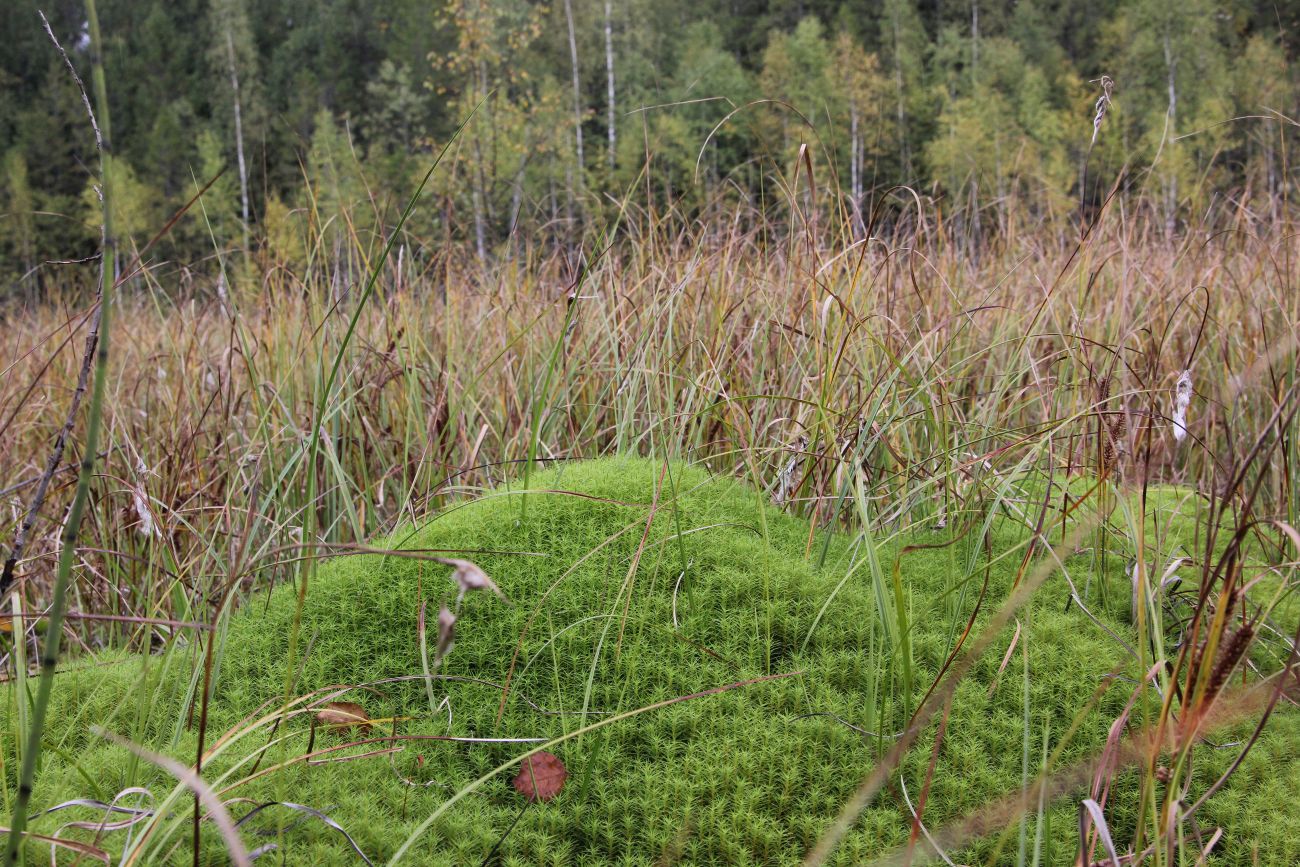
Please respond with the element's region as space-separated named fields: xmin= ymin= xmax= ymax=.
xmin=4 ymin=458 xmax=1297 ymax=864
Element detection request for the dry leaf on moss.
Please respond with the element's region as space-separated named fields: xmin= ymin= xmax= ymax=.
xmin=316 ymin=701 xmax=373 ymax=734
xmin=512 ymin=751 xmax=567 ymax=802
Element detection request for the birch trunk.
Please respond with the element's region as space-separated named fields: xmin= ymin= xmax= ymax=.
xmin=891 ymin=12 xmax=909 ymax=174
xmin=225 ymin=30 xmax=250 ymax=250
xmin=1163 ymin=34 xmax=1178 ymax=237
xmin=564 ymin=0 xmax=585 ymax=189
xmin=604 ymin=0 xmax=616 ymax=171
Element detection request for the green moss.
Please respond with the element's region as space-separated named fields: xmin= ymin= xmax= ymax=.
xmin=4 ymin=458 xmax=1296 ymax=864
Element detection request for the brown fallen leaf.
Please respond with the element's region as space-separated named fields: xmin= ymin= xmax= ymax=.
xmin=512 ymin=751 xmax=566 ymax=802
xmin=315 ymin=701 xmax=373 ymax=735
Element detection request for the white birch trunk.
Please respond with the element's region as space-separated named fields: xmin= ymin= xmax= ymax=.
xmin=225 ymin=30 xmax=249 ymax=250
xmin=604 ymin=0 xmax=616 ymax=171
xmin=564 ymin=0 xmax=585 ymax=188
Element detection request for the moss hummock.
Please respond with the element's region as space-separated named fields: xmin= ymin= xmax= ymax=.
xmin=4 ymin=457 xmax=1296 ymax=864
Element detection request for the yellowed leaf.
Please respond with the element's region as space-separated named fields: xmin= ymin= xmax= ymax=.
xmin=316 ymin=701 xmax=372 ymax=734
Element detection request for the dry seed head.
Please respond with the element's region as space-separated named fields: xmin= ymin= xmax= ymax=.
xmin=1107 ymin=409 xmax=1127 ymax=471
xmin=436 ymin=557 xmax=510 ymax=606
xmin=1219 ymin=581 xmax=1244 ymax=628
xmin=1091 ymin=75 xmax=1114 ymax=145
xmin=1172 ymin=369 xmax=1193 ymax=442
xmin=1096 ymin=375 xmax=1111 ymax=404
xmin=1187 ymin=631 xmax=1208 ymax=688
xmin=1206 ymin=624 xmax=1254 ymax=701
xmin=435 ymin=605 xmax=456 ymax=662
xmin=1095 ymin=376 xmax=1123 ymax=475
xmin=773 ymin=434 xmax=808 ymax=506
xmin=132 ymin=457 xmax=161 ymax=539
xmin=132 ymin=487 xmax=159 ymax=539
xmin=1109 ymin=405 xmax=1127 ymax=444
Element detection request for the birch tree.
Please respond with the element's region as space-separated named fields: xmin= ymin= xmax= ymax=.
xmin=605 ymin=0 xmax=616 ymax=171
xmin=564 ymin=0 xmax=585 ymax=190
xmin=208 ymin=0 xmax=259 ymax=251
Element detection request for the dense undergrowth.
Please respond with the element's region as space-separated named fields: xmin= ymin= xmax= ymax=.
xmin=4 ymin=458 xmax=1297 ymax=864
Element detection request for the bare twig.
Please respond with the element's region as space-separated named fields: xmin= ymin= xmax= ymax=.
xmin=0 ymin=13 xmax=108 ymax=603
xmin=4 ymin=4 xmax=117 ymax=861
xmin=37 ymin=11 xmax=101 ymax=150
xmin=0 ymin=305 xmax=101 ymax=602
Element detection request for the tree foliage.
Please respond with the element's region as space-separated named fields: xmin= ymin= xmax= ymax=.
xmin=0 ymin=0 xmax=1295 ymax=291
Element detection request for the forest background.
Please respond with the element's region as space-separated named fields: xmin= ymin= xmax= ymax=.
xmin=1 ymin=0 xmax=1296 ymax=295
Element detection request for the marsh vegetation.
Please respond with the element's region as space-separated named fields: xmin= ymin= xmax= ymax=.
xmin=2 ymin=0 xmax=1299 ymax=864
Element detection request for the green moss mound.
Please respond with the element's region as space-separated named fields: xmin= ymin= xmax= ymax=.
xmin=5 ymin=458 xmax=1297 ymax=864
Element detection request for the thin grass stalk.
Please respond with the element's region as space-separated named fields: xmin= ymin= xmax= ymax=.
xmin=278 ymin=105 xmax=481 ymax=723
xmin=3 ymin=1 xmax=116 ymax=862
xmin=520 ymin=234 xmax=611 ymax=519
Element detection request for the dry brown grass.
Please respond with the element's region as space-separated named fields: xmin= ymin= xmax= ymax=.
xmin=2 ymin=196 xmax=1298 ymax=864
xmin=2 ymin=206 xmax=1296 ymax=634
